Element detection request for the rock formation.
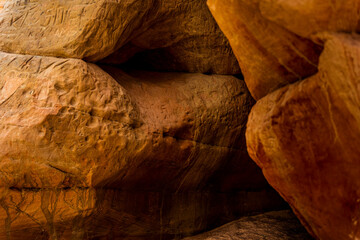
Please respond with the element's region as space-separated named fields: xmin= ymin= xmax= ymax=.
xmin=0 ymin=51 xmax=253 ymax=190
xmin=207 ymin=0 xmax=322 ymax=100
xmin=208 ymin=1 xmax=360 ymax=240
xmin=246 ymin=33 xmax=360 ymax=240
xmin=0 ymin=19 xmax=285 ymax=238
xmin=6 ymin=0 xmax=359 ymax=239
xmin=259 ymin=0 xmax=360 ymax=40
xmin=0 ymin=0 xmax=286 ymax=236
xmin=0 ymin=188 xmax=285 ymax=239
xmin=101 ymin=0 xmax=241 ymax=74
xmin=184 ymin=210 xmax=313 ymax=240
xmin=0 ymin=0 xmax=240 ymax=74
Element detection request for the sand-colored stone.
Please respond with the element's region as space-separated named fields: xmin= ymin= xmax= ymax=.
xmin=207 ymin=0 xmax=322 ymax=100
xmin=184 ymin=210 xmax=313 ymax=240
xmin=259 ymin=0 xmax=360 ymax=40
xmin=0 ymin=0 xmax=239 ymax=74
xmin=246 ymin=33 xmax=360 ymax=240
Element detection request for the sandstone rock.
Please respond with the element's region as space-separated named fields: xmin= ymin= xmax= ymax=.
xmin=246 ymin=33 xmax=360 ymax=240
xmin=184 ymin=210 xmax=313 ymax=240
xmin=0 ymin=52 xmax=141 ymax=189
xmin=99 ymin=66 xmax=257 ymax=191
xmin=0 ymin=0 xmax=239 ymax=74
xmin=259 ymin=0 xmax=360 ymax=40
xmin=207 ymin=0 xmax=322 ymax=99
xmin=0 ymin=50 xmax=268 ymax=191
xmin=0 ymin=0 xmax=152 ymax=61
xmin=102 ymin=0 xmax=241 ymax=74
xmin=0 ymin=51 xmax=289 ymax=238
xmin=0 ymin=188 xmax=285 ymax=240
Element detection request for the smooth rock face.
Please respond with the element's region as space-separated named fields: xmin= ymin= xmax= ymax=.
xmin=0 ymin=0 xmax=240 ymax=74
xmin=207 ymin=0 xmax=322 ymax=100
xmin=246 ymin=33 xmax=360 ymax=240
xmin=184 ymin=210 xmax=313 ymax=240
xmin=259 ymin=0 xmax=360 ymax=40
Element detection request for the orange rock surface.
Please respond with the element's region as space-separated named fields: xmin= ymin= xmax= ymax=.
xmin=0 ymin=51 xmax=286 ymax=238
xmin=0 ymin=51 xmax=251 ymax=190
xmin=0 ymin=0 xmax=239 ymax=74
xmin=246 ymin=33 xmax=360 ymax=240
xmin=0 ymin=188 xmax=285 ymax=239
xmin=207 ymin=0 xmax=322 ymax=100
xmin=259 ymin=0 xmax=360 ymax=40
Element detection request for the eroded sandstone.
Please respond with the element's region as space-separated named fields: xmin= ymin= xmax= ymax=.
xmin=246 ymin=33 xmax=360 ymax=240
xmin=0 ymin=51 xmax=288 ymax=238
xmin=0 ymin=0 xmax=150 ymax=61
xmin=259 ymin=0 xmax=360 ymax=40
xmin=0 ymin=0 xmax=239 ymax=74
xmin=0 ymin=51 xmax=252 ymax=190
xmin=0 ymin=52 xmax=141 ymax=189
xmin=207 ymin=0 xmax=322 ymax=99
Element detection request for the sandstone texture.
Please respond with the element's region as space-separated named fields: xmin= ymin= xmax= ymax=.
xmin=0 ymin=0 xmax=240 ymax=74
xmin=0 ymin=0 xmax=144 ymax=61
xmin=207 ymin=0 xmax=322 ymax=100
xmin=0 ymin=51 xmax=251 ymax=190
xmin=259 ymin=0 xmax=360 ymax=40
xmin=0 ymin=52 xmax=139 ymax=189
xmin=0 ymin=51 xmax=286 ymax=239
xmin=246 ymin=33 xmax=360 ymax=240
xmin=184 ymin=210 xmax=313 ymax=240
xmin=0 ymin=0 xmax=335 ymax=238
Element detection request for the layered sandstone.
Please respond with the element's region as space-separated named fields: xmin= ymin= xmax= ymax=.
xmin=246 ymin=33 xmax=360 ymax=240
xmin=0 ymin=0 xmax=239 ymax=74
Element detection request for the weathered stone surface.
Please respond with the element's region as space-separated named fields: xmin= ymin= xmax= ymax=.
xmin=246 ymin=33 xmax=360 ymax=240
xmin=0 ymin=52 xmax=141 ymax=189
xmin=0 ymin=0 xmax=240 ymax=74
xmin=184 ymin=210 xmax=313 ymax=240
xmin=0 ymin=51 xmax=251 ymax=190
xmin=259 ymin=0 xmax=360 ymax=40
xmin=0 ymin=188 xmax=286 ymax=240
xmin=0 ymin=51 xmax=288 ymax=238
xmin=0 ymin=0 xmax=152 ymax=61
xmin=207 ymin=0 xmax=322 ymax=99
